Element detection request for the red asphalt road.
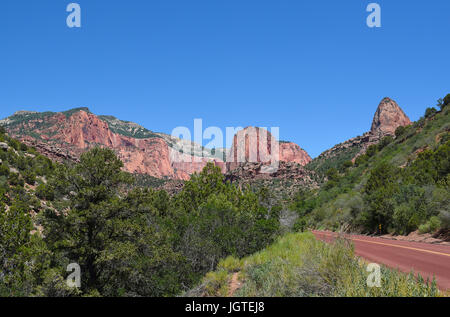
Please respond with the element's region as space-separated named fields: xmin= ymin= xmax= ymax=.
xmin=312 ymin=230 xmax=450 ymax=292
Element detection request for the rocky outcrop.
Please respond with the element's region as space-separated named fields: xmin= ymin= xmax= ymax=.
xmin=225 ymin=161 xmax=319 ymax=197
xmin=313 ymin=132 xmax=382 ymax=164
xmin=0 ymin=142 xmax=9 ymax=151
xmin=20 ymin=138 xmax=80 ymax=162
xmin=279 ymin=142 xmax=311 ymax=166
xmin=226 ymin=127 xmax=311 ymax=172
xmin=371 ymin=97 xmax=411 ymax=136
xmin=226 ymin=161 xmax=316 ymax=184
xmin=222 ymin=128 xmax=316 ymax=196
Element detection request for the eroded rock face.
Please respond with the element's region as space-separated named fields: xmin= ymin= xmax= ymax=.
xmin=279 ymin=142 xmax=311 ymax=166
xmin=226 ymin=127 xmax=311 ymax=172
xmin=371 ymin=97 xmax=411 ymax=136
xmin=224 ymin=161 xmax=319 ymax=198
xmin=8 ymin=110 xmax=183 ymax=178
xmin=3 ymin=110 xmax=310 ymax=180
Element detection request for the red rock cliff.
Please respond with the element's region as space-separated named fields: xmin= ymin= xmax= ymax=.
xmin=5 ymin=110 xmax=311 ymax=180
xmin=226 ymin=127 xmax=311 ymax=172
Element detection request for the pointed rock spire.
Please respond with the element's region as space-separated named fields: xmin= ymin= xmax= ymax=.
xmin=370 ymin=97 xmax=411 ymax=136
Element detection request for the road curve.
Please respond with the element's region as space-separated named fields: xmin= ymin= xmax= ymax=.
xmin=312 ymin=230 xmax=450 ymax=292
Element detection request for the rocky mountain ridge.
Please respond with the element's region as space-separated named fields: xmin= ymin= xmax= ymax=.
xmin=0 ymin=97 xmax=410 ymax=183
xmin=0 ymin=108 xmax=311 ymax=180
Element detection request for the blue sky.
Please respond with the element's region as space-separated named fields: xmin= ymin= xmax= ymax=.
xmin=1 ymin=0 xmax=449 ymax=158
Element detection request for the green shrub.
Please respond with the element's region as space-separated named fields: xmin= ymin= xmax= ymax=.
xmin=419 ymin=216 xmax=442 ymax=234
xmin=425 ymin=107 xmax=437 ymax=118
xmin=0 ymin=164 xmax=9 ymax=177
xmin=418 ymin=223 xmax=431 ymax=234
xmin=0 ymin=185 xmax=10 ymax=204
xmin=16 ymin=156 xmax=28 ymax=171
xmin=23 ymin=170 xmax=36 ymax=185
xmin=7 ymin=139 xmax=20 ymax=151
xmin=354 ymin=154 xmax=368 ymax=167
xmin=203 ymin=270 xmax=230 ymax=297
xmin=428 ymin=216 xmax=442 ymax=232
xmin=366 ymin=144 xmax=378 ymax=157
xmin=19 ymin=143 xmax=28 ymax=152
xmin=378 ymin=136 xmax=393 ymax=150
xmin=443 ymin=94 xmax=450 ymax=108
xmin=6 ymin=149 xmax=18 ymax=165
xmin=363 ymin=162 xmax=401 ymax=233
xmin=393 ymin=203 xmax=415 ymax=235
xmin=293 ymin=217 xmax=307 ymax=232
xmin=35 ymin=183 xmax=55 ymax=201
xmin=30 ymin=196 xmax=42 ymax=211
xmin=395 ymin=126 xmax=407 ymax=138
xmin=341 ymin=160 xmax=353 ymax=171
xmin=324 ymin=180 xmax=337 ymax=190
xmin=217 ymin=256 xmax=243 ymax=273
xmin=8 ymin=173 xmax=24 ymax=187
xmin=408 ymin=213 xmax=422 ymax=232
xmin=325 ymin=168 xmax=339 ymax=181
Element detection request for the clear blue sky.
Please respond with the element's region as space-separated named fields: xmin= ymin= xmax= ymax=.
xmin=1 ymin=0 xmax=449 ymax=158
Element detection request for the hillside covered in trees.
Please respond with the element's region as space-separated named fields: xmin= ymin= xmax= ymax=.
xmin=291 ymin=95 xmax=449 ymax=236
xmin=0 ymin=129 xmax=280 ymax=296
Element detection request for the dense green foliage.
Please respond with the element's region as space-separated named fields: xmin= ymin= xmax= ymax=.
xmin=306 ymin=143 xmax=363 ymax=178
xmin=133 ymin=173 xmax=169 ymax=188
xmin=0 ymin=130 xmax=279 ymax=296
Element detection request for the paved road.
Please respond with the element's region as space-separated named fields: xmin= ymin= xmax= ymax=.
xmin=312 ymin=230 xmax=450 ymax=291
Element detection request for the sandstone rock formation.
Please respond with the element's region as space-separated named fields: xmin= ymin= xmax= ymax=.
xmin=371 ymin=97 xmax=411 ymax=136
xmin=2 ymin=109 xmax=222 ymax=180
xmin=279 ymin=142 xmax=312 ymax=166
xmin=226 ymin=127 xmax=311 ymax=172
xmin=1 ymin=109 xmax=310 ymax=180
